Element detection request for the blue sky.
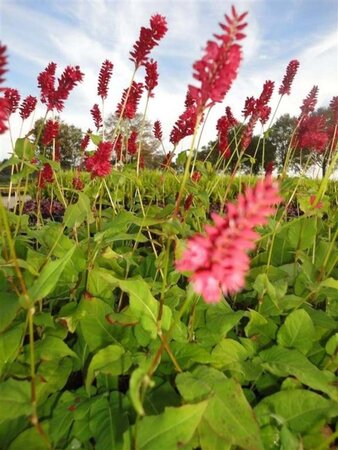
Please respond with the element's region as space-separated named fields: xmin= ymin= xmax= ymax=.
xmin=1 ymin=0 xmax=337 ymax=160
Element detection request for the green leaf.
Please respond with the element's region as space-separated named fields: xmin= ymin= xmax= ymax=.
xmin=135 ymin=402 xmax=207 ymax=450
xmin=277 ymin=309 xmax=315 ymax=354
xmin=36 ymin=358 xmax=73 ymax=401
xmin=34 ymin=335 xmax=78 ymax=361
xmin=78 ymin=297 xmax=117 ymax=351
xmin=325 ymin=333 xmax=338 ymax=355
xmin=0 ymin=293 xmax=20 ymax=332
xmin=26 ymin=246 xmax=76 ymax=305
xmin=0 ymin=324 xmax=25 ymax=375
xmin=8 ymin=423 xmax=50 ymax=450
xmin=245 ymin=309 xmax=278 ymax=346
xmin=86 ymin=344 xmax=131 ymax=393
xmin=117 ymin=277 xmax=172 ymax=339
xmin=211 ymin=338 xmax=248 ymax=369
xmin=255 ymin=389 xmax=337 ymax=433
xmin=287 ymin=217 xmax=317 ymax=250
xmin=90 ymin=134 xmax=102 ymax=145
xmin=176 ymin=366 xmax=264 ymax=450
xmin=14 ymin=137 xmax=34 ymax=160
xmin=259 ymin=346 xmax=337 ymax=399
xmin=0 ymin=379 xmax=31 ymax=424
xmin=129 ymin=367 xmax=154 ymax=416
xmin=89 ymin=394 xmax=129 ymax=450
xmin=64 ymin=192 xmax=94 ymax=228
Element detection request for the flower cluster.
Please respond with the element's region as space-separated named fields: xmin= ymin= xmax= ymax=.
xmin=145 ymin=60 xmax=159 ymax=96
xmin=97 ymin=60 xmax=114 ymax=99
xmin=72 ymin=176 xmax=84 ymax=191
xmin=299 ymin=85 xmax=318 ymax=118
xmin=0 ymin=45 xmax=8 ymax=134
xmin=170 ymin=104 xmax=199 ymax=146
xmin=115 ymin=82 xmax=143 ymax=120
xmin=85 ymin=141 xmax=113 ymax=177
xmin=293 ymin=93 xmax=338 ymax=154
xmin=4 ymin=88 xmax=20 ymax=115
xmin=38 ymin=163 xmax=54 ymax=188
xmin=153 ymin=120 xmax=162 ymax=140
xmin=216 ymin=106 xmax=238 ymax=157
xmin=19 ymin=95 xmax=37 ymax=120
xmin=91 ymin=104 xmax=102 ymax=130
xmin=279 ymin=59 xmax=300 ymax=96
xmin=176 ymin=176 xmax=281 ymax=303
xmin=130 ymin=14 xmax=168 ymax=68
xmin=42 ymin=119 xmax=59 ymax=146
xmin=127 ymin=130 xmax=138 ymax=155
xmin=80 ymin=129 xmax=92 ymax=150
xmin=38 ymin=63 xmax=84 ymax=111
xmin=240 ymin=80 xmax=275 ymax=150
xmin=188 ymin=6 xmax=247 ymax=112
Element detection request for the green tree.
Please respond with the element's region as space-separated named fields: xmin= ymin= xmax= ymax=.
xmin=32 ymin=117 xmax=83 ymax=169
xmin=104 ymin=113 xmax=162 ymax=168
xmin=267 ymin=114 xmax=296 ymax=172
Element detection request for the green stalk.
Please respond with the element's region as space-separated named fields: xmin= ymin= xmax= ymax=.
xmin=173 ymin=114 xmax=202 ymax=217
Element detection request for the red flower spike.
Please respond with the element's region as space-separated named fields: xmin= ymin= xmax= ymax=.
xmin=0 ymin=44 xmax=8 ymax=84
xmin=191 ymin=171 xmax=202 ymax=182
xmin=80 ymin=129 xmax=92 ymax=150
xmin=4 ymin=88 xmax=20 ymax=115
xmin=127 ymin=130 xmax=138 ymax=155
xmin=161 ymin=151 xmax=174 ymax=169
xmin=299 ymin=86 xmax=318 ymax=118
xmin=225 ymin=106 xmax=238 ymax=127
xmin=189 ymin=6 xmax=247 ymax=112
xmin=115 ymin=82 xmax=143 ymax=120
xmin=37 ymin=62 xmax=57 ymax=108
xmin=72 ymin=176 xmax=84 ymax=190
xmin=279 ymin=59 xmax=300 ymax=96
xmin=184 ymin=193 xmax=194 ymax=211
xmin=42 ymin=119 xmax=59 ymax=146
xmin=85 ymin=141 xmax=113 ymax=178
xmin=145 ymin=59 xmax=158 ymax=96
xmin=242 ymin=97 xmax=256 ymax=118
xmin=153 ymin=120 xmax=162 ymax=140
xmin=170 ymin=105 xmax=199 ymax=146
xmin=329 ymin=96 xmax=338 ymax=123
xmin=265 ymin=161 xmax=274 ymax=176
xmin=97 ymin=60 xmax=113 ymax=99
xmin=91 ymin=104 xmax=102 ymax=130
xmin=0 ymin=98 xmax=8 ymax=134
xmin=19 ymin=95 xmax=37 ymax=120
xmin=38 ymin=63 xmax=83 ymax=111
xmin=38 ymin=163 xmax=54 ymax=188
xmin=176 ymin=175 xmax=281 ymax=303
xmin=216 ymin=115 xmax=231 ymax=157
xmin=130 ymin=14 xmax=168 ymax=68
xmin=113 ymin=135 xmax=123 ymax=161
xmin=294 ymin=114 xmax=329 ymax=153
xmin=240 ymin=117 xmax=256 ymax=151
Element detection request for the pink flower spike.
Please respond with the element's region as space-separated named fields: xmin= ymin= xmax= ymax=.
xmin=176 ymin=176 xmax=282 ymax=303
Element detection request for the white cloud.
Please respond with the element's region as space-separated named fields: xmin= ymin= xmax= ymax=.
xmin=0 ymin=0 xmax=337 ymax=162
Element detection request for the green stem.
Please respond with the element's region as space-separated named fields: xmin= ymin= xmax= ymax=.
xmin=173 ymin=114 xmax=202 ymax=217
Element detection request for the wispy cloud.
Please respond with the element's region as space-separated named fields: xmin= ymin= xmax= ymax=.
xmin=1 ymin=0 xmax=337 ymax=159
